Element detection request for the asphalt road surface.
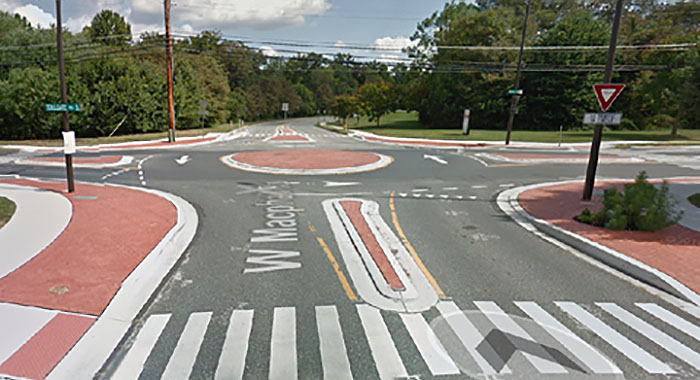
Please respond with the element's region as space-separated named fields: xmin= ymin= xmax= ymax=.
xmin=2 ymin=118 xmax=699 ymax=380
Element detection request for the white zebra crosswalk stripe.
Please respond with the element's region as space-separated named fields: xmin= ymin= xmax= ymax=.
xmin=215 ymin=310 xmax=254 ymax=380
xmin=556 ymin=302 xmax=675 ymax=374
xmin=514 ymin=301 xmax=622 ymax=374
xmin=475 ymin=301 xmax=568 ymax=374
xmin=270 ymin=307 xmax=297 ymax=380
xmin=110 ymin=314 xmax=171 ymax=380
xmin=400 ymin=312 xmax=460 ymax=375
xmin=436 ymin=300 xmax=508 ymax=375
xmin=108 ymin=301 xmax=700 ymax=379
xmin=161 ymin=311 xmax=212 ymax=380
xmin=637 ymin=303 xmax=700 ymax=341
xmin=598 ymin=302 xmax=700 ymax=370
xmin=356 ymin=304 xmax=408 ymax=380
xmin=316 ymin=306 xmax=353 ymax=380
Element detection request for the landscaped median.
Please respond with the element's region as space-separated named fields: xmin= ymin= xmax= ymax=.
xmin=498 ymin=177 xmax=700 ymax=307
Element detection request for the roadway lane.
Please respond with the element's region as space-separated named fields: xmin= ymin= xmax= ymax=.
xmin=3 ymin=118 xmax=699 ymax=379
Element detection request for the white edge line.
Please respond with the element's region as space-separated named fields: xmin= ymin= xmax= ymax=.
xmin=496 ymin=178 xmax=700 ymax=316
xmin=46 ymin=181 xmax=198 ymax=380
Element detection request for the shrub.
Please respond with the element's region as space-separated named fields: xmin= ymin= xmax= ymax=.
xmin=574 ymin=171 xmax=683 ymax=231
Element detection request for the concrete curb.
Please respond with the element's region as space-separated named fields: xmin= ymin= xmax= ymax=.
xmin=497 ymin=180 xmax=700 ymax=308
xmin=349 ymin=129 xmax=692 ymax=150
xmin=14 ymin=155 xmax=134 ymax=169
xmin=0 ymin=129 xmax=247 ymax=153
xmin=46 ymin=182 xmax=198 ymax=380
xmin=220 ymin=152 xmax=394 ymax=175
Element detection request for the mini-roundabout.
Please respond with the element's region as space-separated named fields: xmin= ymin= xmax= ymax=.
xmin=220 ymin=149 xmax=394 ymax=175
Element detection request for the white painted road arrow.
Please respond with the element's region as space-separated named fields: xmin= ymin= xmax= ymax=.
xmin=175 ymin=155 xmax=190 ymax=165
xmin=424 ymin=154 xmax=447 ymax=165
xmin=324 ymin=181 xmax=360 ymax=188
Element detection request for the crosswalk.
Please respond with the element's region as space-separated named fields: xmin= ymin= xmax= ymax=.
xmin=108 ymin=300 xmax=700 ymax=379
xmin=0 ymin=151 xmax=46 ymax=165
xmin=246 ymin=133 xmax=341 ymax=139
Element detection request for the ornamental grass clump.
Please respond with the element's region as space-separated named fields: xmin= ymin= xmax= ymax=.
xmin=575 ymin=171 xmax=683 ymax=231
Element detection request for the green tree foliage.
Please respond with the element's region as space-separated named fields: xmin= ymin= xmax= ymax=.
xmin=575 ymin=171 xmax=683 ymax=231
xmin=407 ymin=0 xmax=699 ymax=132
xmin=1 ymin=2 xmax=697 ymax=140
xmin=330 ymin=95 xmax=360 ymax=130
xmin=358 ymin=81 xmax=395 ymax=127
xmin=86 ymin=10 xmax=131 ymax=46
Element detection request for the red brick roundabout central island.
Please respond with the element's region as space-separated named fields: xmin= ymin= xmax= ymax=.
xmin=220 ymin=149 xmax=393 ymax=175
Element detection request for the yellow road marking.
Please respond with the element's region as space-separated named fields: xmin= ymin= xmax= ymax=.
xmin=389 ymin=192 xmax=447 ymax=299
xmin=308 ymin=222 xmax=357 ymax=301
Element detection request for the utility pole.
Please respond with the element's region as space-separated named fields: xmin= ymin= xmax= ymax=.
xmin=164 ymin=0 xmax=176 ymax=143
xmin=504 ymin=0 xmax=531 ymax=145
xmin=582 ymin=0 xmax=624 ymax=200
xmin=55 ymin=0 xmax=74 ymax=192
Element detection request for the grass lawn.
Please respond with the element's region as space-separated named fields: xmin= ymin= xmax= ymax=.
xmin=0 ymin=197 xmax=16 ymax=229
xmin=0 ymin=123 xmax=239 ymax=147
xmin=689 ymin=193 xmax=700 ymax=208
xmin=343 ymin=111 xmax=700 ymax=144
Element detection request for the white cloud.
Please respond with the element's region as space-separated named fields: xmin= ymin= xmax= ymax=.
xmin=372 ymin=36 xmax=417 ymax=64
xmin=132 ymin=0 xmax=162 ymax=14
xmin=259 ymin=45 xmax=278 ymax=57
xmin=13 ymin=4 xmax=55 ymax=29
xmin=181 ymin=24 xmax=195 ymax=34
xmin=66 ymin=14 xmax=92 ymax=33
xmin=373 ymin=36 xmax=417 ymax=52
xmin=131 ymin=23 xmax=163 ymax=38
xmin=171 ymin=0 xmax=331 ymax=30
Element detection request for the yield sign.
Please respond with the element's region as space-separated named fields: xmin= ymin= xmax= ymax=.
xmin=593 ymin=83 xmax=625 ymax=112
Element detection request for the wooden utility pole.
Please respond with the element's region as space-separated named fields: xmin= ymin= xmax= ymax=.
xmin=504 ymin=0 xmax=531 ymax=145
xmin=582 ymin=0 xmax=624 ymax=200
xmin=164 ymin=0 xmax=176 ymax=142
xmin=55 ymin=0 xmax=74 ymax=192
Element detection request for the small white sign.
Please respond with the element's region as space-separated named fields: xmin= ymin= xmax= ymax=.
xmin=62 ymin=131 xmax=76 ymax=154
xmin=583 ymin=112 xmax=622 ymax=125
xmin=282 ymin=102 xmax=289 ymax=112
xmin=462 ymin=108 xmax=471 ymax=135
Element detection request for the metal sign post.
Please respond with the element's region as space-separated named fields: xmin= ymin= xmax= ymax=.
xmin=198 ymin=100 xmax=209 ymax=129
xmin=462 ymin=109 xmax=471 ymax=135
xmin=282 ymin=102 xmax=289 ymax=120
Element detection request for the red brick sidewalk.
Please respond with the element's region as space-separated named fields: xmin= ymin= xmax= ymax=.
xmin=519 ymin=179 xmax=700 ymax=295
xmin=0 ymin=178 xmax=178 ymax=379
xmin=0 ymin=178 xmax=177 ymax=315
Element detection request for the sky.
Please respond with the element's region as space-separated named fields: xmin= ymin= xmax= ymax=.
xmin=0 ymin=0 xmax=460 ymax=61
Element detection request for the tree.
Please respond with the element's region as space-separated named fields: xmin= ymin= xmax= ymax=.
xmin=358 ymin=81 xmax=395 ymax=127
xmin=86 ymin=10 xmax=131 ymax=46
xmin=330 ymin=95 xmax=360 ymax=131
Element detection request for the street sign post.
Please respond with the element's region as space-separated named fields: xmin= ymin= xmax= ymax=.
xmin=46 ymin=103 xmax=81 ymax=112
xmin=198 ymin=100 xmax=209 ymax=129
xmin=282 ymin=102 xmax=289 ymax=120
xmin=462 ymin=108 xmax=471 ymax=135
xmin=583 ymin=112 xmax=622 ymax=125
xmin=507 ymin=89 xmax=523 ymax=96
xmin=593 ymin=83 xmax=625 ymax=112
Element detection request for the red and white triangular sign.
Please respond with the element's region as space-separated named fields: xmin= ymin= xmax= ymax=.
xmin=593 ymin=83 xmax=625 ymax=112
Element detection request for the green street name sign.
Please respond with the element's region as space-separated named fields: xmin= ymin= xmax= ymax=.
xmin=46 ymin=103 xmax=81 ymax=112
xmin=507 ymin=89 xmax=523 ymax=96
